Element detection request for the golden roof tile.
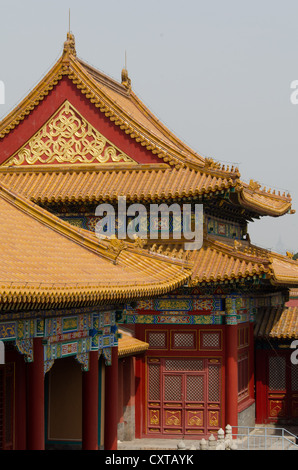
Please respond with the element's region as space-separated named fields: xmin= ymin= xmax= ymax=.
xmin=0 ymin=44 xmax=205 ymax=170
xmin=238 ymin=182 xmax=292 ymax=216
xmin=118 ymin=331 xmax=149 ymax=357
xmin=190 ymin=240 xmax=270 ymax=284
xmin=0 ymin=165 xmax=237 ymax=203
xmin=255 ymin=306 xmax=298 ymax=339
xmin=270 ymin=307 xmax=298 ymax=338
xmin=0 ymin=184 xmax=192 ymax=312
xmin=148 ymin=237 xmax=298 ymax=287
xmin=269 ymin=254 xmax=298 ymax=285
xmin=149 ymin=238 xmax=271 ymax=285
xmin=0 ymin=33 xmax=293 ymax=217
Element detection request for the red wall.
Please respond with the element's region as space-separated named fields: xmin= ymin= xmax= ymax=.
xmin=0 ymin=76 xmax=162 ymax=165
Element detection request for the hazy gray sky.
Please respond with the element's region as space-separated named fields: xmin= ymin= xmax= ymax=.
xmin=1 ymin=0 xmax=298 ymax=254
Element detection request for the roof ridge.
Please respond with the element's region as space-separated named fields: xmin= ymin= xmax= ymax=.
xmin=205 ymin=236 xmax=272 ymax=263
xmin=0 ymin=33 xmax=293 ymax=217
xmin=77 ymin=57 xmax=130 ymax=97
xmin=0 ymin=33 xmax=237 ymax=175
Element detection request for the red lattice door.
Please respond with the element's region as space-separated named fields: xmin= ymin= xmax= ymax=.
xmin=184 ymin=372 xmax=206 ymax=434
xmin=267 ymin=356 xmax=287 ymax=420
xmin=267 ymin=354 xmax=298 ymax=422
xmin=162 ymin=372 xmax=184 ymax=434
xmin=147 ymin=357 xmax=221 ymax=436
xmin=162 ymin=359 xmax=206 ymax=435
xmin=291 ymin=362 xmax=298 ymax=420
xmin=0 ymin=364 xmax=14 ymax=450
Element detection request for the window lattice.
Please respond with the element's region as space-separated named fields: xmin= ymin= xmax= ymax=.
xmin=238 ymin=353 xmax=249 ymax=399
xmin=173 ymin=333 xmax=195 ymax=349
xmin=5 ymin=372 xmax=12 ymax=445
xmin=164 ymin=375 xmax=183 ymax=401
xmin=208 ymin=365 xmax=220 ymax=402
xmin=186 ymin=375 xmax=204 ymax=401
xmin=201 ymin=332 xmax=220 ymax=349
xmin=148 ymin=365 xmax=160 ymax=401
xmin=269 ymin=356 xmax=286 ymax=390
xmin=165 ymin=359 xmax=204 ymax=371
xmin=292 ymin=362 xmax=298 ymax=391
xmin=148 ymin=332 xmax=166 ymax=349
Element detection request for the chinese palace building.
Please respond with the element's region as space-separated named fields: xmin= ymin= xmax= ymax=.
xmin=0 ymin=33 xmax=298 ymax=449
xmin=0 ymin=180 xmax=191 ymax=450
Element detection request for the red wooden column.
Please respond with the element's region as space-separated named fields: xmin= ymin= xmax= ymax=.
xmin=82 ymin=350 xmax=99 ymax=450
xmin=104 ymin=346 xmax=118 ymax=450
xmin=225 ymin=296 xmax=239 ymax=432
xmin=15 ymin=352 xmax=27 ymax=449
xmin=27 ymin=338 xmax=45 ymax=450
xmin=118 ymin=359 xmax=124 ymax=428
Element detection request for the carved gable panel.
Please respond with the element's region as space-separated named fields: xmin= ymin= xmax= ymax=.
xmin=3 ymin=101 xmax=137 ymax=166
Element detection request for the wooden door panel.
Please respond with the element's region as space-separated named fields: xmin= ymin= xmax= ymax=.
xmin=146 ymin=357 xmax=222 ymax=436
xmin=266 ymin=354 xmax=298 ymax=422
xmin=163 ymin=373 xmax=183 ymax=434
xmin=184 ymin=372 xmax=205 ymax=435
xmin=268 ymin=395 xmax=287 ymax=418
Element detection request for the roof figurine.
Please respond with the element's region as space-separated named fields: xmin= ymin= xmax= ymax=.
xmin=121 ymin=68 xmax=131 ymax=91
xmin=0 ymin=31 xmax=298 ymax=447
xmin=0 ymin=32 xmax=294 ymax=218
xmin=121 ymin=51 xmax=132 ymax=92
xmin=62 ymin=31 xmax=77 ymax=61
xmin=0 ymin=31 xmax=295 ymax=220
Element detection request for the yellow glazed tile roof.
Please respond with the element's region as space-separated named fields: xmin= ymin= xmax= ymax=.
xmin=255 ymin=306 xmax=298 ymax=339
xmin=0 ymin=33 xmax=292 ymax=217
xmin=0 ymin=166 xmax=291 ymax=217
xmin=269 ymin=307 xmax=298 ymax=338
xmin=0 ymin=34 xmax=206 ymax=170
xmin=269 ymin=255 xmax=298 ymax=285
xmin=238 ymin=181 xmax=292 ymax=217
xmin=190 ymin=240 xmax=269 ymax=284
xmin=0 ymin=184 xmax=192 ymax=312
xmin=118 ymin=331 xmax=149 ymax=357
xmin=148 ymin=237 xmax=298 ymax=287
xmin=0 ymin=165 xmax=238 ymax=203
xmin=149 ymin=239 xmax=270 ymax=285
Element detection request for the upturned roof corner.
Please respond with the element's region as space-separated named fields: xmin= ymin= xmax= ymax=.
xmin=0 ymin=34 xmax=294 ymax=218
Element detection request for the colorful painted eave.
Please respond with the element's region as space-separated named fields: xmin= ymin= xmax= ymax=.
xmin=0 ymin=33 xmax=293 ymax=217
xmin=0 ymin=183 xmax=192 ymax=312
